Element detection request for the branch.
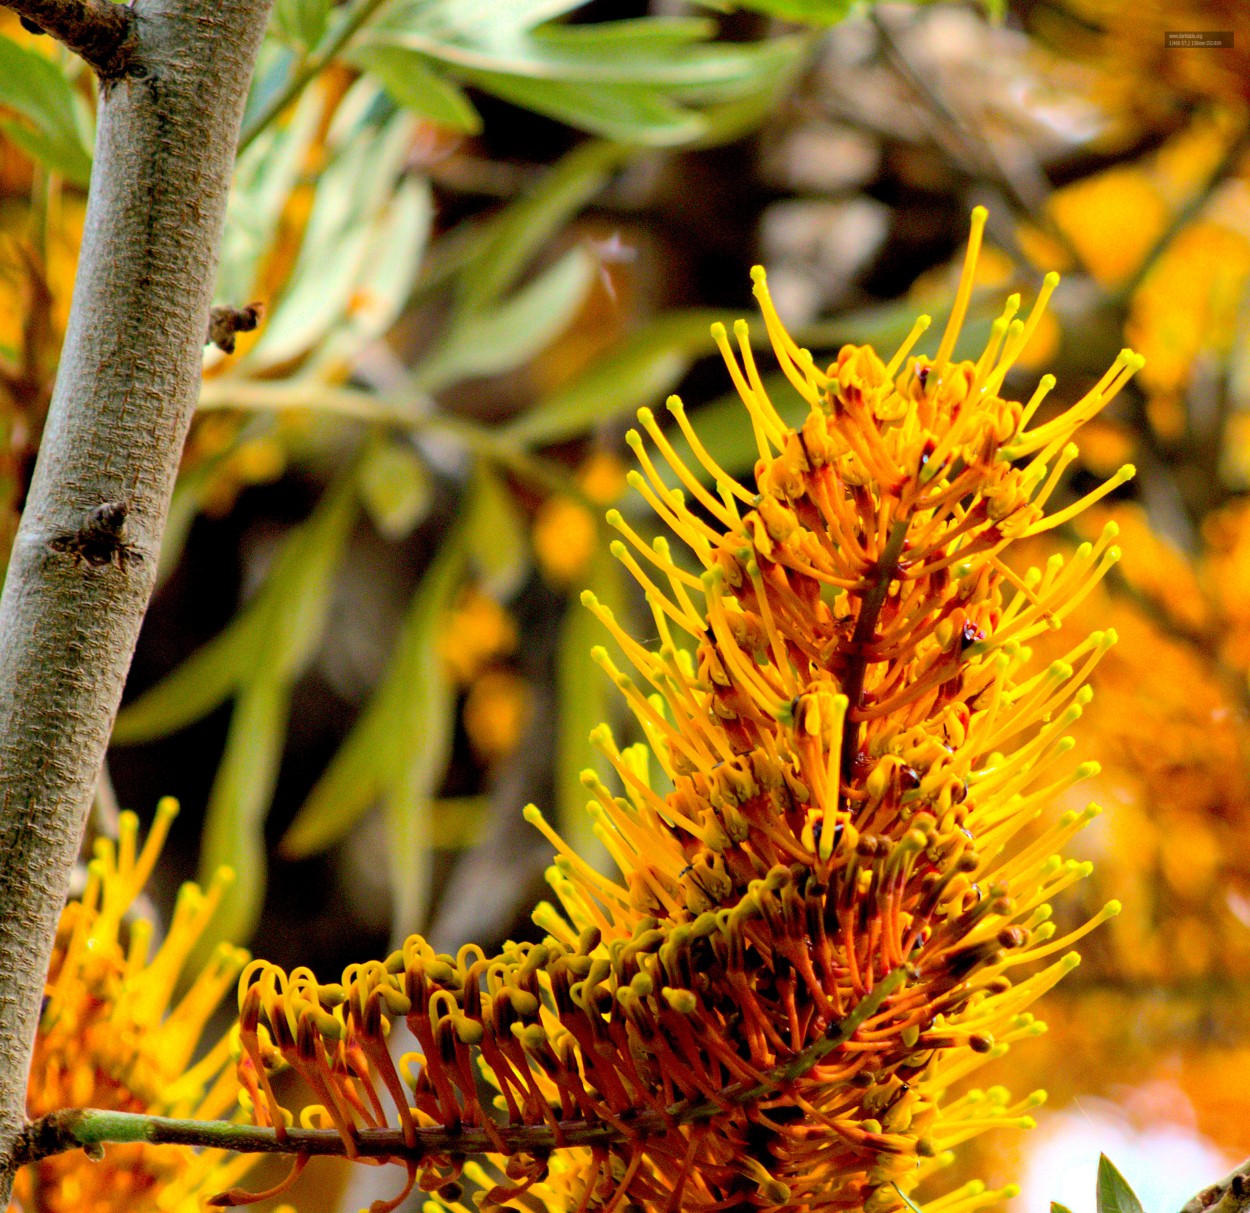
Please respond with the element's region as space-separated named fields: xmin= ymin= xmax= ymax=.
xmin=0 ymin=0 xmax=133 ymax=78
xmin=14 ymin=970 xmax=907 ymax=1170
xmin=1184 ymin=1161 xmax=1250 ymax=1213
xmin=0 ymin=0 xmax=275 ymax=1199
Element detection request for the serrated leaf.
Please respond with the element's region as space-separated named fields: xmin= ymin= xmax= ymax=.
xmin=465 ymin=462 xmax=528 ymax=599
xmin=1097 ymin=1156 xmax=1145 ymax=1213
xmin=283 ymin=529 xmax=468 ymax=858
xmin=555 ymin=542 xmax=623 ymax=859
xmin=0 ymin=36 xmax=93 ymax=183
xmin=457 ymin=139 xmax=633 ymax=318
xmin=348 ymin=44 xmax=482 ymax=132
xmin=415 ymin=246 xmax=596 ymax=391
xmin=197 ymin=671 xmax=291 ymax=947
xmin=504 ymin=309 xmax=726 ymax=447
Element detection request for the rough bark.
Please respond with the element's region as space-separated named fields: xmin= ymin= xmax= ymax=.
xmin=0 ymin=0 xmax=273 ymax=1197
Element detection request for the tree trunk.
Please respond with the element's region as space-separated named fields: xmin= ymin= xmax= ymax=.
xmin=0 ymin=0 xmax=273 ymax=1196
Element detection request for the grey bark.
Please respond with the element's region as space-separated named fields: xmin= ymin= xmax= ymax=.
xmin=0 ymin=0 xmax=273 ymax=1197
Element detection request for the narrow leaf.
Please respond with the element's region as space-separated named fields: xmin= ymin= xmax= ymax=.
xmin=465 ymin=462 xmax=528 ymax=599
xmin=197 ymin=672 xmax=291 ymax=946
xmin=457 ymin=139 xmax=634 ymax=318
xmin=113 ymin=610 xmax=263 ymax=743
xmin=359 ymin=440 xmax=434 ymax=541
xmin=349 ymin=45 xmax=482 ymax=132
xmin=1097 ymin=1155 xmax=1145 ymax=1213
xmin=415 ymin=246 xmax=596 ymax=391
xmin=0 ymin=36 xmax=92 ymax=183
xmin=504 ymin=309 xmax=727 ymax=447
xmin=283 ymin=529 xmax=468 ymax=857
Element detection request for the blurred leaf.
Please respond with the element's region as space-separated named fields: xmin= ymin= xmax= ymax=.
xmin=458 ymin=139 xmax=634 ymax=319
xmin=429 ymin=796 xmax=489 ymax=847
xmin=415 ymin=246 xmax=596 ymax=391
xmin=711 ymin=0 xmax=854 ymax=22
xmin=359 ymin=439 xmax=434 ymax=541
xmin=193 ymin=472 xmax=357 ymax=943
xmin=361 ymin=4 xmax=803 ymax=147
xmin=283 ymin=525 xmax=467 ymax=861
xmin=113 ymin=608 xmax=266 ymax=744
xmin=1052 ymin=1204 xmax=1075 ymax=1213
xmin=303 ymin=173 xmax=434 ymax=376
xmin=1097 ymin=1156 xmax=1144 ymax=1213
xmin=245 ymin=108 xmax=417 ymax=369
xmin=504 ymin=309 xmax=727 ymax=447
xmin=218 ymin=86 xmax=324 ymax=306
xmin=273 ymin=0 xmax=332 ymax=52
xmin=465 ymin=462 xmax=528 ymax=599
xmin=348 ymin=44 xmax=482 ymax=132
xmin=197 ymin=671 xmax=291 ymax=946
xmin=454 ymin=72 xmax=705 ymax=146
xmin=555 ymin=542 xmax=623 ymax=859
xmin=0 ymin=36 xmax=92 ymax=184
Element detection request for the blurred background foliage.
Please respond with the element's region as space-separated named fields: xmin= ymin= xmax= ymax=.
xmin=2 ymin=0 xmax=1250 ymax=1209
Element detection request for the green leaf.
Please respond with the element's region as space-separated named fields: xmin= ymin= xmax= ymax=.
xmin=415 ymin=246 xmax=596 ymax=391
xmin=197 ymin=671 xmax=291 ymax=946
xmin=283 ymin=528 xmax=468 ymax=859
xmin=555 ymin=541 xmax=622 ymax=860
xmin=0 ymin=37 xmax=92 ymax=184
xmin=1097 ymin=1156 xmax=1145 ymax=1213
xmin=457 ymin=71 xmax=706 ymax=146
xmin=218 ymin=86 xmax=324 ymax=306
xmin=348 ymin=45 xmax=482 ymax=132
xmin=457 ymin=139 xmax=633 ymax=318
xmin=359 ymin=439 xmax=433 ymax=541
xmin=465 ymin=462 xmax=528 ymax=599
xmin=1051 ymin=1204 xmax=1075 ymax=1213
xmin=716 ymin=0 xmax=855 ymax=23
xmin=245 ymin=109 xmax=417 ymax=369
xmin=113 ymin=609 xmax=265 ymax=743
xmin=504 ymin=309 xmax=727 ymax=447
xmin=273 ymin=0 xmax=332 ymax=51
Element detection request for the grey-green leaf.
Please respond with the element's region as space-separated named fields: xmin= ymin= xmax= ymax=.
xmin=197 ymin=671 xmax=292 ymax=946
xmin=349 ymin=44 xmax=482 ymax=132
xmin=359 ymin=440 xmax=434 ymax=541
xmin=415 ymin=246 xmax=596 ymax=391
xmin=1097 ymin=1155 xmax=1145 ymax=1213
xmin=113 ymin=609 xmax=264 ymax=744
xmin=504 ymin=309 xmax=727 ymax=447
xmin=0 ymin=36 xmax=93 ymax=184
xmin=283 ymin=529 xmax=468 ymax=858
xmin=465 ymin=462 xmax=528 ymax=599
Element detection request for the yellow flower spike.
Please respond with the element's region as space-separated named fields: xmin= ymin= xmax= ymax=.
xmin=20 ymin=807 xmax=258 ymax=1213
xmin=933 ymin=205 xmax=989 ymax=379
xmin=234 ymin=211 xmax=1135 ymax=1213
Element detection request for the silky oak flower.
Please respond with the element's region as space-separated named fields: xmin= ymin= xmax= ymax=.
xmin=233 ymin=209 xmax=1140 ymax=1213
xmin=12 ymin=800 xmax=256 ymax=1213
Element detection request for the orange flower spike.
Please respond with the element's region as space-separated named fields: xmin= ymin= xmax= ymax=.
xmin=235 ymin=211 xmax=1140 ymax=1213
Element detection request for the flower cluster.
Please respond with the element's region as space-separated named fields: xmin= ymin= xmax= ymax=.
xmin=12 ymin=800 xmax=256 ymax=1213
xmin=234 ymin=209 xmax=1138 ymax=1213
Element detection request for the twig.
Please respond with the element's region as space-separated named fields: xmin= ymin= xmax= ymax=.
xmin=206 ymin=303 xmax=264 ymax=355
xmin=14 ymin=969 xmax=906 ymax=1169
xmin=840 ymin=518 xmax=909 ymax=780
xmin=236 ymin=0 xmax=393 ymax=154
xmin=0 ymin=0 xmax=133 ymax=77
xmin=1183 ymin=1160 xmax=1250 ymax=1213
